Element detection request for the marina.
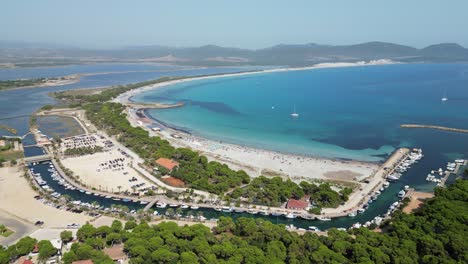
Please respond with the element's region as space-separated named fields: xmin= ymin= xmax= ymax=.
xmin=24 ymin=142 xmax=421 ymax=231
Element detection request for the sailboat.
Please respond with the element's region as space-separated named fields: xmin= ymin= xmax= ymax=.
xmin=441 ymin=90 xmax=448 ymax=101
xmin=291 ymin=105 xmax=299 ymax=117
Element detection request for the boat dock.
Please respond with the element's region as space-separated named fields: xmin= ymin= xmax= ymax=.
xmin=401 ymin=124 xmax=468 ymax=134
xmin=440 ymin=160 xmax=467 ymax=187
xmin=321 ymin=148 xmax=411 ymax=218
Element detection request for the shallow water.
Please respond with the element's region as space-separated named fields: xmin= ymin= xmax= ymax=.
xmin=135 ymin=63 xmax=468 ymax=163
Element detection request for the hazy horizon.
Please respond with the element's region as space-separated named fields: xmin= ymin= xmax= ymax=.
xmin=2 ymin=0 xmax=468 ymax=49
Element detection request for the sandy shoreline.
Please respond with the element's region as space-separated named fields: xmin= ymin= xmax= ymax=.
xmin=113 ymin=61 xmax=397 ymax=185
xmin=0 ymin=166 xmax=92 ymax=229
xmin=115 ymin=59 xmax=396 ymax=104
xmin=1 ymin=75 xmax=80 ymax=91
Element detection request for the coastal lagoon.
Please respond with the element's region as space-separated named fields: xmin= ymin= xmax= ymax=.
xmin=0 ymin=64 xmax=265 ymax=138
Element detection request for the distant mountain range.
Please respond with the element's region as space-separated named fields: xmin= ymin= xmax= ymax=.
xmin=1 ymin=41 xmax=468 ymax=67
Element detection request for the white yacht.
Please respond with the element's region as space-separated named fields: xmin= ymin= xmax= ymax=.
xmin=290 ymin=105 xmax=299 ymax=117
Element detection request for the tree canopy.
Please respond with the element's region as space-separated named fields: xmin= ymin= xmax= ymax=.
xmin=1 ymin=179 xmax=459 ymax=264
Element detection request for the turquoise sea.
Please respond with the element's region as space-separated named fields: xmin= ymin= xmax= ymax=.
xmin=134 ymin=63 xmax=468 ymax=163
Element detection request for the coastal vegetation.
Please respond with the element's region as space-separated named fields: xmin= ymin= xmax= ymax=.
xmin=1 ymin=179 xmax=464 ymax=263
xmin=0 ymin=77 xmax=72 ymax=90
xmin=83 ymin=102 xmax=250 ymax=194
xmin=0 ymin=125 xmax=17 ymax=135
xmin=0 ymin=225 xmax=13 ymax=237
xmin=0 ymin=78 xmax=48 ymax=90
xmin=229 ymin=176 xmax=349 ymax=207
xmin=53 ymin=76 xmax=184 ymax=105
xmin=0 ymin=138 xmax=23 ymax=166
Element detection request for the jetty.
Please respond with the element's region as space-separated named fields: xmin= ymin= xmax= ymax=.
xmin=401 ymin=124 xmax=468 ymax=134
xmin=123 ymin=102 xmax=184 ymax=110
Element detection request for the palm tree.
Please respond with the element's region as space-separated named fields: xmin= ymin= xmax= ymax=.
xmin=175 ymin=208 xmax=183 ymax=218
xmin=117 ymin=185 xmax=122 ymax=193
xmin=196 ymin=211 xmax=204 ymax=221
xmin=165 ymin=208 xmax=174 ymax=218
xmin=0 ymin=224 xmax=6 ymax=235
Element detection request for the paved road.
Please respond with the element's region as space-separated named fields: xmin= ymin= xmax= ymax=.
xmin=0 ymin=211 xmax=37 ymax=247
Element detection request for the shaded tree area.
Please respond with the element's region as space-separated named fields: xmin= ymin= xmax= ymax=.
xmin=229 ymin=176 xmax=348 ymax=207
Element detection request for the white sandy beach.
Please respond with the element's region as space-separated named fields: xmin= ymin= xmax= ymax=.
xmin=156 ymin=127 xmax=378 ymax=184
xmin=0 ymin=167 xmax=92 ymax=228
xmin=113 ymin=61 xmax=393 ymax=185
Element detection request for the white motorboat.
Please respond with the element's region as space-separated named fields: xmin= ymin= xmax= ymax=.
xmin=285 ymin=213 xmax=297 ymax=219
xmin=309 ymin=226 xmax=320 ymax=232
xmin=156 ymin=202 xmax=167 ymax=208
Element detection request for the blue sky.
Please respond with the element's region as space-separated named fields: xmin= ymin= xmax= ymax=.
xmin=2 ymin=0 xmax=468 ymax=49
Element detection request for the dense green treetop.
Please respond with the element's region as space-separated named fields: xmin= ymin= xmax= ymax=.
xmin=2 ymin=180 xmax=463 ymax=264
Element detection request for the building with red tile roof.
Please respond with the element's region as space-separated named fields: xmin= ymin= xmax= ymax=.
xmin=155 ymin=158 xmax=179 ymax=171
xmin=286 ymin=199 xmax=309 ymax=210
